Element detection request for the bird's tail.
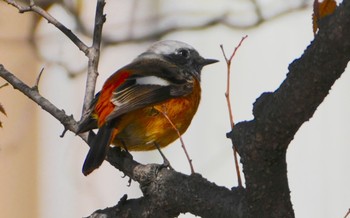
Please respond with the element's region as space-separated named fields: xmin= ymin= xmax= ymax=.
xmin=82 ymin=123 xmax=114 ymax=176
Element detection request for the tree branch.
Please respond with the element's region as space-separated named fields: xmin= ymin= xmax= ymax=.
xmin=228 ymin=0 xmax=350 ymax=217
xmin=3 ymin=0 xmax=106 ymax=119
xmin=84 ymin=147 xmax=246 ymax=218
xmin=1 ymin=0 xmax=237 ymax=216
xmin=2 ymin=0 xmax=350 ymax=217
xmin=100 ymin=3 xmax=309 ymax=45
xmin=0 ymin=64 xmax=87 ymax=140
xmin=1 ymin=1 xmax=246 ymax=216
xmin=220 ymin=36 xmax=248 ymax=188
xmin=0 ymin=33 xmax=245 ymax=217
xmin=82 ymin=0 xmax=106 ymax=115
xmin=3 ymin=0 xmax=89 ymax=54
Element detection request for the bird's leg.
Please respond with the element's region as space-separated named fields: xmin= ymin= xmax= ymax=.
xmin=113 ymin=142 xmax=133 ymax=186
xmin=154 ymin=142 xmax=173 ymax=170
xmin=120 ymin=140 xmax=133 ymax=160
xmin=157 ymin=105 xmax=195 ymax=174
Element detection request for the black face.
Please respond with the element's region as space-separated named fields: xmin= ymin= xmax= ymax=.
xmin=165 ymin=47 xmax=205 ymax=72
xmin=165 ymin=47 xmax=218 ymax=81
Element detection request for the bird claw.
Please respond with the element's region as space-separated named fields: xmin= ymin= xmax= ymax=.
xmin=121 ymin=148 xmax=133 ymax=160
xmin=161 ymin=157 xmax=173 ymax=170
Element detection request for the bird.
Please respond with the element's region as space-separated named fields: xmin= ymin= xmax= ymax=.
xmin=77 ymin=40 xmax=218 ymax=176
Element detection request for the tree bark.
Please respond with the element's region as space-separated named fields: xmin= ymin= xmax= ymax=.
xmin=96 ymin=0 xmax=350 ymax=217
xmin=1 ymin=0 xmax=350 ymax=217
xmin=229 ymin=0 xmax=350 ymax=217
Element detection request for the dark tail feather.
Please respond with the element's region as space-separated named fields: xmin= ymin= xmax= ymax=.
xmin=76 ymin=92 xmax=100 ymax=134
xmin=82 ymin=124 xmax=113 ymax=176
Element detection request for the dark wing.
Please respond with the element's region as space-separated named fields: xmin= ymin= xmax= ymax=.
xmin=105 ymin=75 xmax=193 ymax=122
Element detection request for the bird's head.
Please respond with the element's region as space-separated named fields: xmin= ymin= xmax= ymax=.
xmin=136 ymin=40 xmax=218 ymax=80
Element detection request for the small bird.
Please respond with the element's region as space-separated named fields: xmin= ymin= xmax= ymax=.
xmin=78 ymin=40 xmax=218 ymax=176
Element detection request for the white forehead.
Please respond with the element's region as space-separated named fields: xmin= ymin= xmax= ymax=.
xmin=146 ymin=40 xmax=195 ymax=55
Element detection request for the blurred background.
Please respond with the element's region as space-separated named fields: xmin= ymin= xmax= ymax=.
xmin=0 ymin=0 xmax=349 ymax=217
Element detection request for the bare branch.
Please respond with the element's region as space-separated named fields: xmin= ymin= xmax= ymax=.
xmin=228 ymin=0 xmax=350 ymax=216
xmin=344 ymin=208 xmax=350 ymax=218
xmin=0 ymin=82 xmax=9 ymax=89
xmin=220 ymin=35 xmax=248 ymax=129
xmin=0 ymin=83 xmax=8 ymax=127
xmin=250 ymin=0 xmax=264 ymax=24
xmin=4 ymin=0 xmax=32 ymax=12
xmin=32 ymin=67 xmax=44 ymax=92
xmin=3 ymin=0 xmax=89 ymax=54
xmin=220 ymin=35 xmax=248 ymax=188
xmin=1 ymin=63 xmax=246 ymax=218
xmin=1 ymin=0 xmax=349 ymax=217
xmin=98 ymin=3 xmax=309 ymax=45
xmin=81 ymin=0 xmax=106 ymax=116
xmin=159 ymin=105 xmax=195 ymax=174
xmin=0 ymin=64 xmax=87 ymax=141
xmin=103 ymin=147 xmax=245 ymax=218
xmin=3 ymin=0 xmax=106 ymax=127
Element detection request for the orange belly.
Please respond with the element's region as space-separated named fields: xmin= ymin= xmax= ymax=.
xmin=111 ymin=81 xmax=201 ymax=151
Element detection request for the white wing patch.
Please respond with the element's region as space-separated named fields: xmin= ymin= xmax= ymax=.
xmin=135 ymin=76 xmax=170 ymax=86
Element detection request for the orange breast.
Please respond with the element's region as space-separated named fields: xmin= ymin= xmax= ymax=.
xmin=112 ymin=79 xmax=201 ymax=151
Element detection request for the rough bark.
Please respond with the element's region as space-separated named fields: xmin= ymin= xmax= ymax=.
xmin=1 ymin=0 xmax=350 ymax=217
xmin=95 ymin=0 xmax=350 ymax=217
xmin=229 ymin=0 xmax=350 ymax=217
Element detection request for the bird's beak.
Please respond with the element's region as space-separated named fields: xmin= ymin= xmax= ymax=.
xmin=202 ymin=58 xmax=219 ymax=66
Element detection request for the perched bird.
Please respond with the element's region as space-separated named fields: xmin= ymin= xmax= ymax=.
xmin=78 ymin=40 xmax=218 ymax=175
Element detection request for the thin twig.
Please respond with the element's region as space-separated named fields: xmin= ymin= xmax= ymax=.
xmin=81 ymin=0 xmax=106 ymax=117
xmin=0 ymin=64 xmax=87 ymax=141
xmin=220 ymin=35 xmax=248 ymax=187
xmin=3 ymin=0 xmax=105 ymax=140
xmin=99 ymin=3 xmax=308 ymax=45
xmin=32 ymin=67 xmax=44 ymax=92
xmin=5 ymin=0 xmax=106 ymax=122
xmin=344 ymin=208 xmax=350 ymax=218
xmin=0 ymin=82 xmax=7 ymax=117
xmin=4 ymin=0 xmax=89 ymax=54
xmin=250 ymin=0 xmax=265 ymax=25
xmin=0 ymin=83 xmax=9 ymax=89
xmin=159 ymin=105 xmax=195 ymax=174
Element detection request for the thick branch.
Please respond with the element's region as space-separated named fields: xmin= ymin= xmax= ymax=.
xmin=228 ymin=0 xmax=350 ymax=217
xmin=85 ymin=147 xmax=245 ymax=218
xmin=0 ymin=63 xmax=246 ymax=217
xmin=2 ymin=0 xmax=350 ymax=217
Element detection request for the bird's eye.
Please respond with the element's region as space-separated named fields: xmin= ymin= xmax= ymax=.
xmin=177 ymin=49 xmax=190 ymax=59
